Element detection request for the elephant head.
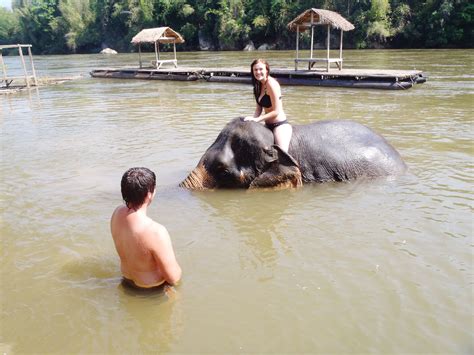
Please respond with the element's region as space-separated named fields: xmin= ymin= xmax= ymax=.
xmin=180 ymin=118 xmax=302 ymax=189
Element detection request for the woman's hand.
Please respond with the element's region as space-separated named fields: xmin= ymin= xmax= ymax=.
xmin=244 ymin=116 xmax=257 ymax=122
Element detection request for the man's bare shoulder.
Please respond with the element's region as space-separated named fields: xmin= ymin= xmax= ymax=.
xmin=111 ymin=205 xmax=128 ymax=219
xmin=149 ymin=220 xmax=170 ymax=239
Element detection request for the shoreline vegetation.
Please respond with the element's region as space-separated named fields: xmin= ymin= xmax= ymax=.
xmin=0 ymin=1 xmax=473 ymax=55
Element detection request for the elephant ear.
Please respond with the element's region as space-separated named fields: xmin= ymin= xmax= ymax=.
xmin=250 ymin=145 xmax=302 ymax=189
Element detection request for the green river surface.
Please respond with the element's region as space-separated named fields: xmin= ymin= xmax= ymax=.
xmin=1 ymin=49 xmax=473 ymax=353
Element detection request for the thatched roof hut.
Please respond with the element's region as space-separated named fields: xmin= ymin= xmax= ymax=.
xmin=131 ymin=27 xmax=185 ymax=45
xmin=131 ymin=27 xmax=185 ymax=69
xmin=287 ymin=9 xmax=354 ymax=71
xmin=288 ymin=8 xmax=355 ymax=32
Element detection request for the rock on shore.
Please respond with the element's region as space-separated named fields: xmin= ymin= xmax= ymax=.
xmin=100 ymin=48 xmax=118 ymax=54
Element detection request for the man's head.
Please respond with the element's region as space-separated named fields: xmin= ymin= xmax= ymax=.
xmin=121 ymin=167 xmax=156 ymax=210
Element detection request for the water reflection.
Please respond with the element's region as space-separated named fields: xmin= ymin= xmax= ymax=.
xmin=192 ymin=190 xmax=296 ymax=280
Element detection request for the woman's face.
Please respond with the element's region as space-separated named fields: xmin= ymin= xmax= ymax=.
xmin=252 ymin=62 xmax=268 ymax=82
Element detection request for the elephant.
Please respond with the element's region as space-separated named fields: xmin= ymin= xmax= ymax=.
xmin=180 ymin=118 xmax=407 ymax=189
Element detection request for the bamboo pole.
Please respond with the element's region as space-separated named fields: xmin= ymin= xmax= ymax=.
xmin=0 ymin=50 xmax=7 ymax=84
xmin=310 ymin=13 xmax=314 ymax=59
xmin=27 ymin=45 xmax=38 ymax=86
xmin=326 ymin=25 xmax=330 ymax=72
xmin=155 ymin=41 xmax=159 ymax=68
xmin=173 ymin=41 xmax=177 ymax=67
xmin=18 ymin=45 xmax=30 ymax=88
xmin=295 ymin=25 xmax=299 ymax=70
xmin=138 ymin=44 xmax=142 ymax=68
xmin=339 ymin=30 xmax=343 ymax=69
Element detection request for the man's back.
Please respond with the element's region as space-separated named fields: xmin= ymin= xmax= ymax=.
xmin=111 ymin=205 xmax=181 ymax=287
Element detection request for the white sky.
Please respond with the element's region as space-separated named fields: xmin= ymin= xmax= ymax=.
xmin=0 ymin=0 xmax=11 ymax=10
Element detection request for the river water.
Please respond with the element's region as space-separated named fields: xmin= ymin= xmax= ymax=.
xmin=1 ymin=49 xmax=473 ymax=353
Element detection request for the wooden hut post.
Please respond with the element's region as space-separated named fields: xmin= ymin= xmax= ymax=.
xmin=0 ymin=49 xmax=7 ymax=83
xmin=155 ymin=41 xmax=160 ymax=68
xmin=326 ymin=25 xmax=330 ymax=71
xmin=288 ymin=9 xmax=354 ymax=73
xmin=138 ymin=44 xmax=142 ymax=68
xmin=295 ymin=25 xmax=300 ymax=70
xmin=27 ymin=45 xmax=38 ymax=86
xmin=173 ymin=40 xmax=177 ymax=67
xmin=310 ymin=12 xmax=314 ymax=60
xmin=339 ymin=29 xmax=343 ymax=69
xmin=18 ymin=45 xmax=30 ymax=88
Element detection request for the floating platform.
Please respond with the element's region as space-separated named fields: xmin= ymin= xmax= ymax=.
xmin=0 ymin=76 xmax=82 ymax=95
xmin=90 ymin=66 xmax=427 ymax=90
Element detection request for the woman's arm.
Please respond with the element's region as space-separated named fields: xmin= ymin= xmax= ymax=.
xmin=253 ymin=104 xmax=263 ymax=118
xmin=244 ymin=103 xmax=262 ymax=121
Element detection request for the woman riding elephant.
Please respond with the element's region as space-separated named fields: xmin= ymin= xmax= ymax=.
xmin=244 ymin=59 xmax=293 ymax=153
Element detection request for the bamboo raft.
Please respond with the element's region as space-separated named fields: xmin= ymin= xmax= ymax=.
xmin=90 ymin=66 xmax=426 ymax=90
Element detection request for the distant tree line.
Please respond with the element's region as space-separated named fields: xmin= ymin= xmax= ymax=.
xmin=0 ymin=0 xmax=472 ymax=54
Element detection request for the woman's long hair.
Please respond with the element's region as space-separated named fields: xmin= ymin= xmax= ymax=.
xmin=250 ymin=59 xmax=270 ymax=100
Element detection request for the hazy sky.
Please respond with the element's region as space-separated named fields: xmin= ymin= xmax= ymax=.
xmin=0 ymin=0 xmax=11 ymax=9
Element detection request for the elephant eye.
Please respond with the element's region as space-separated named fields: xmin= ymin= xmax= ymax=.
xmin=216 ymin=162 xmax=228 ymax=172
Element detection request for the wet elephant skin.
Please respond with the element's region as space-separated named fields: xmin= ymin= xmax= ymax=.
xmin=180 ymin=118 xmax=407 ymax=189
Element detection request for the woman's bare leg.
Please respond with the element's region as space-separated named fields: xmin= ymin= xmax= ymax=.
xmin=273 ymin=124 xmax=293 ymax=152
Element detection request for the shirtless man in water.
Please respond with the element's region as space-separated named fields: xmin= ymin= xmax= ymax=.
xmin=111 ymin=167 xmax=182 ymax=288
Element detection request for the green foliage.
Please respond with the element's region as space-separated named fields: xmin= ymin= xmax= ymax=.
xmin=367 ymin=0 xmax=392 ymax=42
xmin=58 ymin=0 xmax=96 ymax=52
xmin=252 ymin=15 xmax=268 ymax=28
xmin=9 ymin=0 xmax=474 ymax=53
xmin=0 ymin=7 xmax=21 ymax=45
xmin=390 ymin=0 xmax=473 ymax=48
xmin=181 ymin=3 xmax=194 ymax=17
xmin=179 ymin=22 xmax=197 ymax=47
xmin=16 ymin=0 xmax=68 ymax=54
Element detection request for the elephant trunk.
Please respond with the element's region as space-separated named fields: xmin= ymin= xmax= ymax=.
xmin=179 ymin=164 xmax=215 ymax=189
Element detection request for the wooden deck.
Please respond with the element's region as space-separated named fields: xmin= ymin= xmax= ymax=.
xmin=90 ymin=66 xmax=427 ymax=90
xmin=0 ymin=76 xmax=82 ymax=95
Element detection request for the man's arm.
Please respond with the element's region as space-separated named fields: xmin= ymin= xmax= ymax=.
xmin=150 ymin=224 xmax=182 ymax=285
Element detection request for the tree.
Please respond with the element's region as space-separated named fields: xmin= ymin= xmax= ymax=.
xmin=7 ymin=0 xmax=474 ymax=53
xmin=0 ymin=7 xmax=21 ymax=45
xmin=58 ymin=0 xmax=96 ymax=52
xmin=17 ymin=0 xmax=67 ymax=54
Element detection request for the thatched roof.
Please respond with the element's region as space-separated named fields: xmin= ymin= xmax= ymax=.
xmin=288 ymin=8 xmax=355 ymax=32
xmin=131 ymin=27 xmax=185 ymax=44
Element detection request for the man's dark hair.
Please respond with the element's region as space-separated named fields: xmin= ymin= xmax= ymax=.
xmin=121 ymin=167 xmax=156 ymax=210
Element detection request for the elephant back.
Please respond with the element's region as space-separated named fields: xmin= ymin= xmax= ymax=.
xmin=290 ymin=120 xmax=407 ymax=182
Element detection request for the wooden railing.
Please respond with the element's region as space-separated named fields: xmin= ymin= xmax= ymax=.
xmin=0 ymin=44 xmax=38 ymax=88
